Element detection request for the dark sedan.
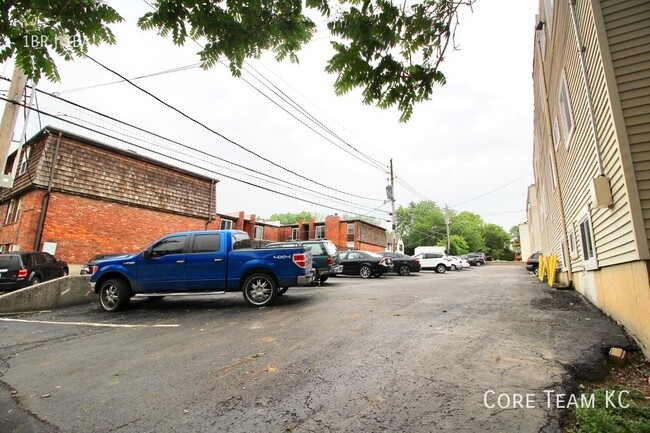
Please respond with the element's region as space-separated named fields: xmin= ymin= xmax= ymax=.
xmin=377 ymin=252 xmax=421 ymax=276
xmin=338 ymin=251 xmax=393 ymax=278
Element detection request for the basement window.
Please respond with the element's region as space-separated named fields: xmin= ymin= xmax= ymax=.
xmin=578 ymin=209 xmax=597 ymax=270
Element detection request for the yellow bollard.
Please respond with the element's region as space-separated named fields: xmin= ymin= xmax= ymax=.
xmin=547 ymin=255 xmax=557 ymax=287
xmin=538 ymin=254 xmax=545 ymax=281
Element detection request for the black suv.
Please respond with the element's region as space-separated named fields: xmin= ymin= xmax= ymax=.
xmin=0 ymin=251 xmax=69 ymax=292
xmin=264 ymin=240 xmax=342 ymax=284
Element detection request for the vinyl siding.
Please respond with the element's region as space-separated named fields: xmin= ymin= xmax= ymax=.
xmin=602 ymin=0 xmax=650 ymax=247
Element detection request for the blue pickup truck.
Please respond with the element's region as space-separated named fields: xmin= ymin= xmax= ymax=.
xmin=90 ymin=230 xmax=313 ymax=311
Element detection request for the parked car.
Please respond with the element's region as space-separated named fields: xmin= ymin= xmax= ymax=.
xmin=0 ymin=251 xmax=69 ymax=291
xmin=526 ymin=251 xmax=542 ymax=274
xmin=377 ymin=252 xmax=421 ymax=276
xmin=338 ymin=251 xmax=393 ymax=278
xmin=264 ymin=240 xmax=342 ymax=284
xmin=413 ymin=252 xmax=451 ymax=273
xmin=80 ymin=253 xmax=125 ymax=275
xmin=448 ymin=256 xmax=464 ymax=271
xmin=450 ymin=256 xmax=470 ymax=270
xmin=464 ymin=253 xmax=486 ymax=267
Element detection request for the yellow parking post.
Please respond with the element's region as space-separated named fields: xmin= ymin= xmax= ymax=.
xmin=547 ymin=255 xmax=557 ymax=287
xmin=538 ymin=254 xmax=545 ymax=282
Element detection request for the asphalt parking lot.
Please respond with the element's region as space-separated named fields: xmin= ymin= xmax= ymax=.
xmin=0 ymin=266 xmax=630 ymax=433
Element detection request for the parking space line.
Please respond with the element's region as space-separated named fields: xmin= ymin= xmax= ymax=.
xmin=0 ymin=318 xmax=179 ymax=328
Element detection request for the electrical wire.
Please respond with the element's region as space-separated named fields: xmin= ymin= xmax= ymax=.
xmin=0 ymin=94 xmax=390 ymax=219
xmin=83 ymin=54 xmax=384 ymax=202
xmin=28 ymin=85 xmax=386 ymax=213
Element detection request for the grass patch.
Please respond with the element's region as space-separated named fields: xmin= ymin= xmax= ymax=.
xmin=565 ymin=351 xmax=650 ymax=433
xmin=568 ymin=387 xmax=650 ymax=433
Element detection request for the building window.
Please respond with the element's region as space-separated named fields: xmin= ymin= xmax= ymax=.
xmin=291 ymin=228 xmax=298 ymax=240
xmin=254 ymin=225 xmax=263 ymax=240
xmin=568 ymin=227 xmax=578 ymax=258
xmin=552 ymin=117 xmax=561 ymax=149
xmin=347 ymin=223 xmax=355 ymax=241
xmin=543 ymin=0 xmax=554 ymax=34
xmin=220 ymin=219 xmax=233 ymax=230
xmin=18 ymin=146 xmax=31 ymax=175
xmin=548 ymin=153 xmax=556 ymax=190
xmin=559 ymin=72 xmax=574 ymax=148
xmin=4 ymin=198 xmax=22 ymax=225
xmin=579 ymin=210 xmax=597 ymax=270
xmin=315 ymin=226 xmax=325 ymax=239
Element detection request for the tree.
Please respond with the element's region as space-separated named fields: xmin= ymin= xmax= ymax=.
xmin=450 ymin=211 xmax=484 ymax=253
xmin=0 ymin=1 xmax=123 ymax=82
xmin=482 ymin=223 xmax=511 ymax=260
xmin=2 ymin=0 xmax=476 ymax=121
xmin=267 ymin=211 xmax=317 ymax=224
xmin=448 ymin=234 xmax=469 ymax=256
xmin=395 ymin=201 xmax=445 ymax=254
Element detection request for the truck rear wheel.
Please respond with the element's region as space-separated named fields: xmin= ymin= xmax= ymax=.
xmin=242 ymin=273 xmax=277 ymax=307
xmin=99 ymin=278 xmax=130 ymax=312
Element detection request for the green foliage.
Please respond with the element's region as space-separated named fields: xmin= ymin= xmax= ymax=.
xmin=448 ymin=234 xmax=469 ymax=256
xmin=482 ymin=223 xmax=511 ymax=259
xmin=1 ymin=0 xmax=475 ymax=121
xmin=0 ymin=1 xmax=123 ymax=83
xmin=396 ymin=201 xmax=446 ymax=254
xmin=508 ymin=225 xmax=520 ymax=241
xmin=450 ymin=211 xmax=484 ymax=253
xmin=267 ymin=211 xmax=317 ymax=225
xmin=396 ymin=201 xmax=517 ymax=259
xmin=571 ymin=388 xmax=650 ymax=433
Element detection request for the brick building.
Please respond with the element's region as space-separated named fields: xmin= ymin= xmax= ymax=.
xmin=0 ymin=127 xmax=218 ymax=264
xmin=216 ymin=212 xmax=387 ymax=252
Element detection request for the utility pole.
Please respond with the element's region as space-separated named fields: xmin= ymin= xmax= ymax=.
xmin=0 ymin=66 xmax=28 ymax=187
xmin=388 ymin=159 xmax=397 ymax=252
xmin=444 ymin=204 xmax=451 ymax=254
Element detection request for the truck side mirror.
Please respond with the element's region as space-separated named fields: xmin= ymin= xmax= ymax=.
xmin=142 ymin=250 xmax=152 ymax=260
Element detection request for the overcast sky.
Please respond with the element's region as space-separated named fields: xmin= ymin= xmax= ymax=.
xmin=5 ymin=0 xmax=539 ymax=231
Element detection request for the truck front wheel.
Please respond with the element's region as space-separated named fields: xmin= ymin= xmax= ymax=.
xmin=242 ymin=273 xmax=277 ymax=307
xmin=99 ymin=278 xmax=130 ymax=312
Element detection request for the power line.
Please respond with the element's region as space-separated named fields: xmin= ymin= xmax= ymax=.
xmin=1 ymin=94 xmax=390 ymax=219
xmin=82 ymin=54 xmax=384 ymax=202
xmin=450 ymin=172 xmax=532 ymax=207
xmin=24 ymin=84 xmax=389 ymax=214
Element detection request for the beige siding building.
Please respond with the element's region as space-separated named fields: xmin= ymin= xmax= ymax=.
xmin=530 ymin=0 xmax=650 ymax=356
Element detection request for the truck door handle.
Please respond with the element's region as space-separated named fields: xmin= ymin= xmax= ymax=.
xmin=213 ymin=258 xmax=223 ymax=263
xmin=176 ymin=260 xmax=185 ymax=264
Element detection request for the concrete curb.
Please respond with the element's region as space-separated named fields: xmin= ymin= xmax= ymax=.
xmin=0 ymin=276 xmax=95 ymax=314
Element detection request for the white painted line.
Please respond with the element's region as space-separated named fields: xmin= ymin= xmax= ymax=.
xmin=0 ymin=318 xmax=179 ymax=328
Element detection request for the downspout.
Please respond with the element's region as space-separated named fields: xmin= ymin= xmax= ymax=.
xmin=33 ymin=132 xmax=61 ymax=250
xmin=205 ymin=179 xmax=215 ymax=230
xmin=535 ymin=24 xmax=574 ymax=287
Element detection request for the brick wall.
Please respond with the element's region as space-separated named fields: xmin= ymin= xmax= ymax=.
xmin=0 ymin=189 xmax=44 ymax=250
xmin=39 ymin=192 xmax=209 ymax=263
